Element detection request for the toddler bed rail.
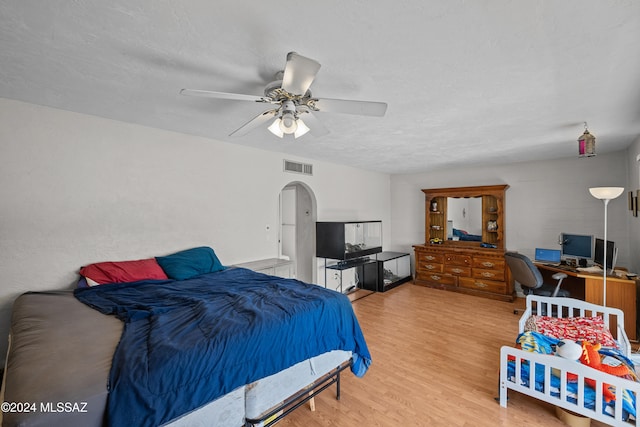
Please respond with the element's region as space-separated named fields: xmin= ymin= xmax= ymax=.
xmin=500 ymin=346 xmax=640 ymax=426
xmin=500 ymin=295 xmax=638 ymax=426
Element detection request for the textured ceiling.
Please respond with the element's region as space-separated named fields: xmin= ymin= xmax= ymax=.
xmin=1 ymin=1 xmax=639 ymax=174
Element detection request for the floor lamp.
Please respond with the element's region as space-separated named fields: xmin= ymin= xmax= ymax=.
xmin=588 ymin=186 xmax=624 ymax=306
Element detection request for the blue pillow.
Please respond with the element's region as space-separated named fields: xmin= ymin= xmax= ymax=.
xmin=156 ymin=246 xmax=225 ymax=281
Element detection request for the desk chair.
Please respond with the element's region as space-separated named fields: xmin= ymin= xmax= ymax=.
xmin=505 ymin=252 xmax=569 ymax=315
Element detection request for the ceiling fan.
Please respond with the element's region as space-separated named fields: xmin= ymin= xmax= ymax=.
xmin=180 ymin=52 xmax=387 ymax=139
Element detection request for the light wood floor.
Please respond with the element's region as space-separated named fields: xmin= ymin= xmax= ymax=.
xmin=278 ymin=282 xmax=609 ymax=427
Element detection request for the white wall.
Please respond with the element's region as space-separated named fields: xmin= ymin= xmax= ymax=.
xmin=0 ymin=98 xmax=391 ymax=359
xmin=390 ymin=152 xmax=631 ymax=269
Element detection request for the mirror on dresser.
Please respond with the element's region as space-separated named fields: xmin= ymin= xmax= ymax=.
xmin=414 ymin=184 xmax=514 ymax=301
xmin=446 ymin=197 xmax=482 ymax=241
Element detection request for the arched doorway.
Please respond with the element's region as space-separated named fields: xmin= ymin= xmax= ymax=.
xmin=279 ymin=182 xmax=317 ymax=283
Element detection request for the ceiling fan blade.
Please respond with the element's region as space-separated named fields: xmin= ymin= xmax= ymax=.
xmin=311 ymin=97 xmax=388 ymax=117
xmin=229 ymin=109 xmax=278 ymax=137
xmin=299 ymin=111 xmax=329 ymax=137
xmin=281 ymin=52 xmax=321 ymax=96
xmin=180 ymin=88 xmax=267 ymax=103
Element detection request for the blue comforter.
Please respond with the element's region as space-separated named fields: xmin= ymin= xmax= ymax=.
xmin=74 ymin=267 xmax=371 ymax=427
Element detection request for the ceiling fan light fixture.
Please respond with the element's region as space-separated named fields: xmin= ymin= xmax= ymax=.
xmin=279 ymin=112 xmax=298 ymax=134
xmin=181 ymin=52 xmax=387 ymax=139
xmin=294 ymin=118 xmax=310 ymax=138
xmin=268 ymin=118 xmax=284 ymax=138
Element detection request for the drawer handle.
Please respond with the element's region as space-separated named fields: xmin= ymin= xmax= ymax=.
xmin=475 ymin=281 xmax=488 ymax=288
xmin=430 ymin=275 xmax=442 ymax=281
xmin=481 ymin=262 xmax=494 ymax=267
xmin=451 ymin=268 xmax=464 ymax=274
xmin=481 ymin=272 xmax=495 ymax=278
xmin=425 ymin=256 xmax=436 ymax=261
xmin=425 ymin=264 xmax=436 ymax=270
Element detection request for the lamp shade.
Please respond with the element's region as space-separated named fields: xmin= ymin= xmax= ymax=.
xmin=294 ymin=118 xmax=310 ymax=138
xmin=267 ymin=118 xmax=284 ymax=138
xmin=589 ymin=187 xmax=624 ymax=200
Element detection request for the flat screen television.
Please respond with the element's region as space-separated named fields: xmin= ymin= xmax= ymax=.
xmin=560 ymin=233 xmax=593 ymax=260
xmin=594 ymin=238 xmax=617 ymax=271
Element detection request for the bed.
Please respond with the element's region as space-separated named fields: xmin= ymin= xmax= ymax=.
xmin=0 ymin=247 xmax=371 ymax=427
xmin=499 ymin=295 xmax=640 ymax=426
xmin=452 ymin=228 xmax=482 ymax=241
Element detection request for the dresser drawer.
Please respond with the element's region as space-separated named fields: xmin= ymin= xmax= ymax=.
xmin=473 ymin=257 xmax=505 ymax=270
xmin=417 ymin=252 xmax=444 ymax=264
xmin=445 ymin=266 xmax=471 ymax=277
xmin=418 ymin=262 xmax=444 ymax=273
xmin=472 ymin=268 xmax=505 ymax=281
xmin=418 ymin=272 xmax=456 ymax=286
xmin=445 ymin=254 xmax=472 ymax=266
xmin=459 ymin=277 xmax=506 ymax=293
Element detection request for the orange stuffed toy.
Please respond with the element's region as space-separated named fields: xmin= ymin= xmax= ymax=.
xmin=577 ymin=341 xmax=633 ymax=402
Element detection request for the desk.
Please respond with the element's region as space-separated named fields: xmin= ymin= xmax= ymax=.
xmin=536 ymin=263 xmax=637 ymax=341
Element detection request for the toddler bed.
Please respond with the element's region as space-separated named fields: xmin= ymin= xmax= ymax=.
xmin=0 ymin=247 xmax=371 ymax=427
xmin=499 ymin=295 xmax=640 ymax=426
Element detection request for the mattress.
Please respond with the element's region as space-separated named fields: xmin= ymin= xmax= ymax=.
xmin=245 ymin=349 xmax=351 ymax=420
xmin=1 ymin=291 xmax=122 ymax=427
xmin=160 ymin=386 xmax=245 ymax=427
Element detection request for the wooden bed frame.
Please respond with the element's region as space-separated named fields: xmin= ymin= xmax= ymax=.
xmin=499 ymin=295 xmax=640 ymax=426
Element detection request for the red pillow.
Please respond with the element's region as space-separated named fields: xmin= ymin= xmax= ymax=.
xmin=80 ymin=258 xmax=168 ymax=285
xmin=524 ymin=315 xmax=617 ymax=347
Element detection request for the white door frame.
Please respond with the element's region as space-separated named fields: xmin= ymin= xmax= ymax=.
xmin=279 ymin=182 xmax=317 ymax=283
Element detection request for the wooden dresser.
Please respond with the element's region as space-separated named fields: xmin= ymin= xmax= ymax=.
xmin=413 ymin=185 xmax=514 ymax=301
xmin=413 ymin=245 xmax=513 ymax=301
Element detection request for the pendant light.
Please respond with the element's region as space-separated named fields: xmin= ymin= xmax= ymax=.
xmin=578 ymin=122 xmax=596 ymax=157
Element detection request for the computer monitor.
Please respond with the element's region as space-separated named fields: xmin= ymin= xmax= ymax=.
xmin=560 ymin=233 xmax=593 ymax=260
xmin=594 ymin=238 xmax=617 ymax=272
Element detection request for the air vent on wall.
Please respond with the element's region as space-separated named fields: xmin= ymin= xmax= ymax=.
xmin=283 ymin=160 xmax=313 ymax=176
